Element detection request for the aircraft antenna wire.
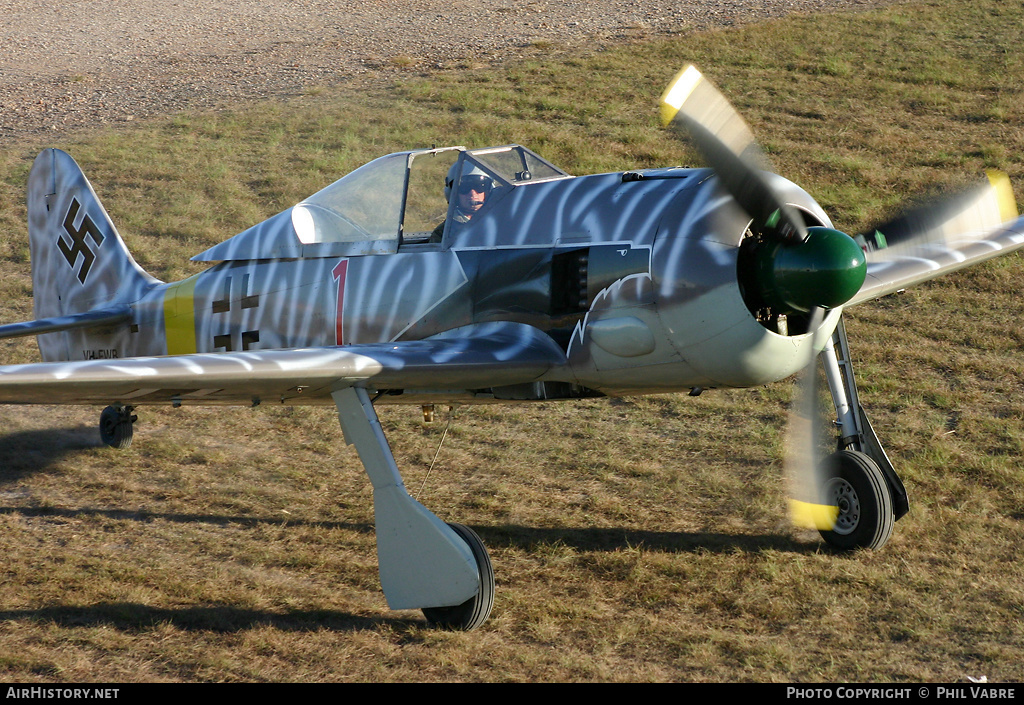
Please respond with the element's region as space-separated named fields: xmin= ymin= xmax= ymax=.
xmin=419 ymin=406 xmax=456 ymax=497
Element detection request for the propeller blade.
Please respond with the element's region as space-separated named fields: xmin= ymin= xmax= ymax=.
xmin=785 ymin=307 xmax=840 ymax=530
xmin=660 ymin=65 xmax=808 ymax=244
xmin=857 ymin=170 xmax=1018 ymax=256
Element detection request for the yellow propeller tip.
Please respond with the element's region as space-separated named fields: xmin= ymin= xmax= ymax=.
xmin=659 ymin=65 xmax=702 ymax=127
xmin=789 ymin=499 xmax=840 ymax=530
xmin=985 ymin=170 xmax=1018 ymax=222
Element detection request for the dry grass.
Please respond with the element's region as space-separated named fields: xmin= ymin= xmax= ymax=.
xmin=0 ymin=0 xmax=1022 ymax=683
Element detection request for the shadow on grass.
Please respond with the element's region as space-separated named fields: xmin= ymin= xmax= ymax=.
xmin=0 ymin=518 xmax=831 ymax=635
xmin=0 ymin=425 xmax=105 ymax=480
xmin=476 ymin=524 xmax=824 ymax=555
xmin=0 ymin=503 xmax=820 ymax=554
xmin=0 ymin=504 xmax=376 ymax=534
xmin=0 ymin=602 xmax=413 ymax=633
xmin=0 ymin=428 xmax=823 ymax=555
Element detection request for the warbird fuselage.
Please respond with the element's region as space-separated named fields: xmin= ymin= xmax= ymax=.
xmin=24 ymin=145 xmax=850 ymax=405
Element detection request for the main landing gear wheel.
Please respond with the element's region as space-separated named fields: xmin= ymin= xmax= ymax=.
xmin=819 ymin=449 xmax=895 ymax=551
xmin=99 ymin=405 xmax=136 ymax=450
xmin=422 ymin=523 xmax=495 ymax=631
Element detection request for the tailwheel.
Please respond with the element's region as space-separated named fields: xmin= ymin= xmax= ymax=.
xmin=819 ymin=450 xmax=895 ymax=551
xmin=99 ymin=405 xmax=136 ymax=450
xmin=422 ymin=523 xmax=495 ymax=631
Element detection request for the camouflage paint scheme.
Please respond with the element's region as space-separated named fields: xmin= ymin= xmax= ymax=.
xmin=7 ymin=145 xmax=1023 ymax=407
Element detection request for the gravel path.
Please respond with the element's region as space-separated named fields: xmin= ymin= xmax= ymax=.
xmin=0 ymin=0 xmax=904 ymax=146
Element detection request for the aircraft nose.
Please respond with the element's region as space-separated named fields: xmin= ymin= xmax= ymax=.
xmin=748 ymin=226 xmax=866 ymax=314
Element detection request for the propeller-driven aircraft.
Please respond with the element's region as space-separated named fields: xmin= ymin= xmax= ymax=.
xmin=0 ymin=65 xmax=1021 ymax=630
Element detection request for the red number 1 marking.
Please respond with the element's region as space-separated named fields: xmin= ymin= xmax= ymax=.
xmin=332 ymin=259 xmax=349 ymax=345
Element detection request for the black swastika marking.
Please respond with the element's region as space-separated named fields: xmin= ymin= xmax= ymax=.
xmin=58 ymin=197 xmax=105 ymax=284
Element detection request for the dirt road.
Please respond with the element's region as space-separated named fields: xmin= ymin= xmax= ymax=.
xmin=0 ymin=0 xmax=903 ymax=145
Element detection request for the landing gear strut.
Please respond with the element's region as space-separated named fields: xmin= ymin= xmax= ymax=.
xmin=332 ymin=387 xmax=494 ymax=630
xmin=99 ymin=405 xmax=136 ymax=449
xmin=819 ymin=316 xmax=908 ymax=550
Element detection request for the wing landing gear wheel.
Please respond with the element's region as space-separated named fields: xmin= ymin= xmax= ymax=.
xmin=819 ymin=449 xmax=895 ymax=551
xmin=100 ymin=405 xmax=136 ymax=450
xmin=422 ymin=523 xmax=494 ymax=631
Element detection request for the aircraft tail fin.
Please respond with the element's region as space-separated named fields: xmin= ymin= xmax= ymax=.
xmin=26 ymin=149 xmax=160 ymax=361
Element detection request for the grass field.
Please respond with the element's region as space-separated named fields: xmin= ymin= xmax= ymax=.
xmin=0 ymin=0 xmax=1022 ymax=682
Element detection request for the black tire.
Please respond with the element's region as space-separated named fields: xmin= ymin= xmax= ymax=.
xmin=819 ymin=449 xmax=895 ymax=551
xmin=99 ymin=405 xmax=134 ymax=450
xmin=422 ymin=523 xmax=494 ymax=631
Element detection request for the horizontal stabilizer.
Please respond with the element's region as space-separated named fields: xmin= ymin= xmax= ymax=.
xmin=0 ymin=305 xmax=132 ymax=341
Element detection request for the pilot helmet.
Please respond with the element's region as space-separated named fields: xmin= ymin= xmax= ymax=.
xmin=444 ymin=162 xmax=494 ymax=202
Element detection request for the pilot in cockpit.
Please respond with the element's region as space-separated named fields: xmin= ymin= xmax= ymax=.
xmin=430 ymin=163 xmax=495 ymax=242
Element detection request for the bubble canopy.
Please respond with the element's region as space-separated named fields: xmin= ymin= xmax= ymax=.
xmin=192 ymin=145 xmax=570 ymax=261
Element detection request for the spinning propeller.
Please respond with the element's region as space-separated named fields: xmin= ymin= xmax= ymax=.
xmin=857 ymin=170 xmax=1017 ymax=257
xmin=660 ymin=65 xmax=808 ymax=245
xmin=659 ymin=65 xmax=866 ymax=318
xmin=659 ymin=65 xmax=1018 ymax=532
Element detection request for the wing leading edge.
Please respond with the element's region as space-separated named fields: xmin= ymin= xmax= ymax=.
xmin=849 ymin=174 xmax=1024 ymax=306
xmin=851 ymin=214 xmax=1024 ymax=306
xmin=0 ymin=322 xmax=567 ymax=406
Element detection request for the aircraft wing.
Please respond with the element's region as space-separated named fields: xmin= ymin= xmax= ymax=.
xmin=0 ymin=322 xmax=567 ymax=406
xmin=848 ymin=174 xmax=1024 ymax=306
xmin=850 ymin=214 xmax=1024 ymax=306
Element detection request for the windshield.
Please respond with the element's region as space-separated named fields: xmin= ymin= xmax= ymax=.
xmin=470 ymin=145 xmax=568 ymax=184
xmin=292 ymin=153 xmax=406 ymax=244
